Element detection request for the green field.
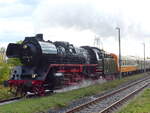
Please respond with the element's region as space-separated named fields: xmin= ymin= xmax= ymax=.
xmin=118 ymin=88 xmax=150 ymax=113
xmin=0 ymin=73 xmax=149 ymax=113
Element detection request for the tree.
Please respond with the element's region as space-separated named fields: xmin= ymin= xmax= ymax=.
xmin=0 ymin=47 xmax=6 ymax=63
xmin=0 ymin=63 xmax=10 ymax=83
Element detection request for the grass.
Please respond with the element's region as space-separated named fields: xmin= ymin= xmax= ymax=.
xmin=118 ymin=88 xmax=150 ymax=113
xmin=0 ymin=73 xmax=148 ymax=113
xmin=0 ymin=85 xmax=14 ymax=101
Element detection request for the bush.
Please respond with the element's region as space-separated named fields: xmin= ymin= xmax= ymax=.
xmin=0 ymin=63 xmax=10 ymax=84
xmin=0 ymin=57 xmax=21 ymax=84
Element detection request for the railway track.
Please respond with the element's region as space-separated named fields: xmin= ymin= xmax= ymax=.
xmin=64 ymin=76 xmax=150 ymax=113
xmin=0 ymin=97 xmax=22 ymax=106
xmin=0 ymin=91 xmax=54 ymax=106
xmin=0 ymin=89 xmax=57 ymax=106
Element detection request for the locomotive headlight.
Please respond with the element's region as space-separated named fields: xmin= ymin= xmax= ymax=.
xmin=23 ymin=45 xmax=28 ymax=49
xmin=54 ymin=73 xmax=63 ymax=77
xmin=32 ymin=74 xmax=37 ymax=78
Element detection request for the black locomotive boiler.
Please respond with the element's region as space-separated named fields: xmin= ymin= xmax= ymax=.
xmin=5 ymin=34 xmax=118 ymax=96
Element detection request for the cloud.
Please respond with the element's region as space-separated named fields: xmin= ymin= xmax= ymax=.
xmin=0 ymin=3 xmax=34 ymax=18
xmin=0 ymin=0 xmax=17 ymax=4
xmin=0 ymin=0 xmax=36 ymax=46
xmin=40 ymin=27 xmax=95 ymax=46
xmin=0 ymin=17 xmax=34 ymax=38
xmin=0 ymin=17 xmax=35 ymax=48
xmin=33 ymin=0 xmax=123 ymax=38
xmin=33 ymin=0 xmax=150 ymax=39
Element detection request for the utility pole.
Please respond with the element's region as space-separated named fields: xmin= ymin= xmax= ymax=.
xmin=116 ymin=27 xmax=122 ymax=79
xmin=143 ymin=43 xmax=146 ymax=73
xmin=94 ymin=36 xmax=100 ymax=48
xmin=94 ymin=36 xmax=103 ymax=49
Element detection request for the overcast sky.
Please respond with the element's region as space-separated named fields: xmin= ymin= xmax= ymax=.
xmin=0 ymin=0 xmax=150 ymax=58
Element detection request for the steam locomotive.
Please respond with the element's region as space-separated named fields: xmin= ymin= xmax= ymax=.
xmin=4 ymin=34 xmax=150 ymax=96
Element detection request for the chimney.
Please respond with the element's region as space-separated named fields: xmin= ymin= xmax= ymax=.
xmin=35 ymin=34 xmax=43 ymax=41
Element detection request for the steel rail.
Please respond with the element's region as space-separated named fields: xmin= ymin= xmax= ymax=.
xmin=99 ymin=82 xmax=149 ymax=113
xmin=0 ymin=97 xmax=22 ymax=105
